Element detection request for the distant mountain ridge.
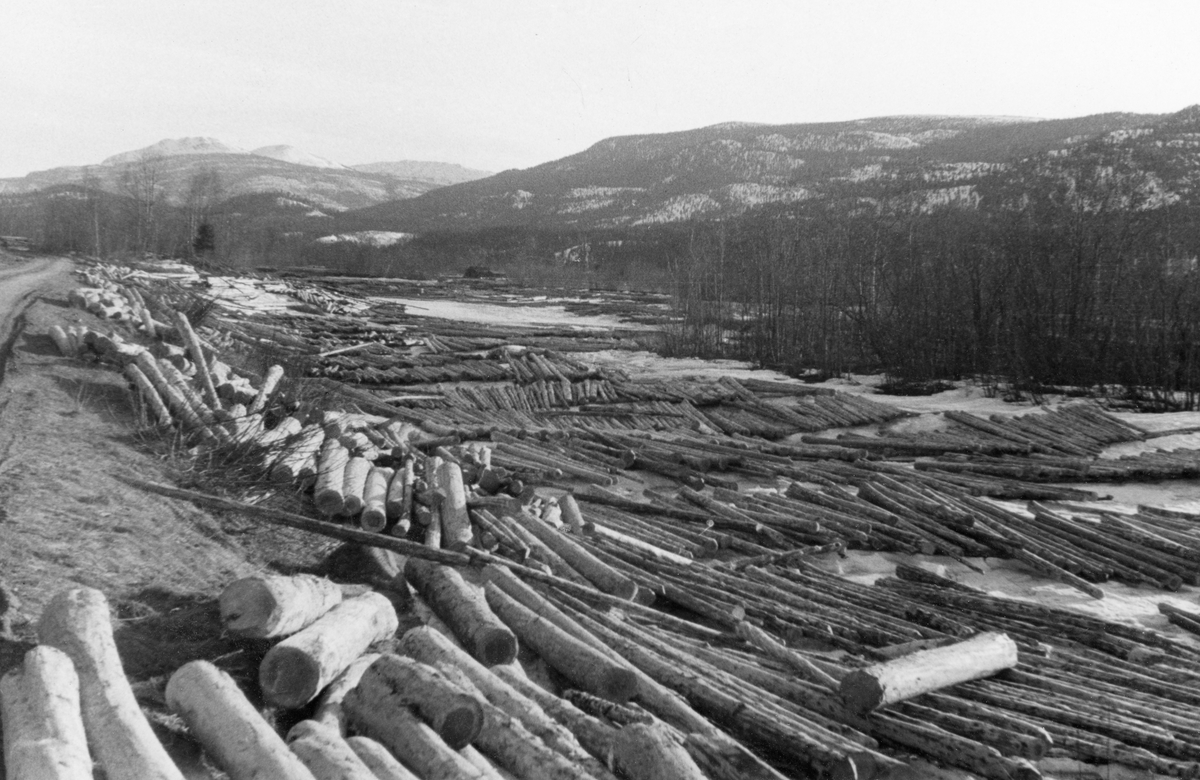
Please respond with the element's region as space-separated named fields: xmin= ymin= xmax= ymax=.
xmin=351 ymin=161 xmax=493 ymax=186
xmin=0 ymin=137 xmax=484 ymax=212
xmin=342 ymin=110 xmax=1194 ymax=232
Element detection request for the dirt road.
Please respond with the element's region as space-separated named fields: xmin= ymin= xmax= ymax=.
xmin=0 ymin=255 xmax=73 ymax=383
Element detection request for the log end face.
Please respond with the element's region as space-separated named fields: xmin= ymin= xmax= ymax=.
xmin=838 ymin=669 xmax=885 ymax=715
xmin=439 ymin=707 xmax=483 ymax=750
xmin=476 ymin=629 xmax=519 ymax=667
xmin=218 ymin=578 xmax=277 ymax=638
xmin=260 ymin=646 xmax=322 ymax=709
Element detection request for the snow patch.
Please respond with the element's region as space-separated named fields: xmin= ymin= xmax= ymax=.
xmin=315 ymin=231 xmax=415 ymax=246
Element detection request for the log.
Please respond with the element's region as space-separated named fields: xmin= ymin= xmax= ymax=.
xmin=490 ymin=663 xmax=618 ymax=763
xmin=249 ymin=364 xmax=285 ymax=414
xmin=173 ymin=310 xmax=222 ymax=411
xmin=839 ymin=632 xmax=1019 ymax=713
xmin=287 ymin=720 xmax=377 ymax=780
xmin=399 ymin=627 xmax=603 ymax=769
xmin=312 ymin=653 xmax=380 ymax=734
xmin=38 ymin=587 xmax=184 ymax=780
xmin=438 ymin=460 xmax=474 ymax=550
xmin=511 ymin=511 xmax=639 ymax=600
xmin=361 ymin=466 xmax=394 ymax=532
xmin=314 ymin=440 xmax=351 ymax=515
xmin=124 ymin=363 xmax=173 ymax=427
xmin=386 ymin=458 xmax=416 ymax=529
xmin=165 ymin=660 xmax=317 ymax=780
xmin=403 ymin=557 xmax=518 ymax=666
xmin=613 ymin=722 xmax=707 ymax=780
xmin=0 ymin=645 xmax=93 ymax=780
xmin=344 ymin=736 xmax=420 ymax=780
xmin=353 ymin=654 xmax=484 ymax=749
xmin=343 ymin=687 xmax=487 ymax=780
xmin=218 ymin=573 xmax=343 ymax=639
xmin=269 ymin=424 xmax=325 ymax=483
xmin=260 ymin=592 xmax=399 ymax=708
xmin=484 ymin=580 xmax=638 ymax=703
xmin=341 ymin=456 xmax=372 ymax=516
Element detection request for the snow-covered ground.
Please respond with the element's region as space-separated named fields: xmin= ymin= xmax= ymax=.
xmin=378 ymin=297 xmax=636 ymax=330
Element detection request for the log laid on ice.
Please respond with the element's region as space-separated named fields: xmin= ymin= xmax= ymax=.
xmin=613 ymin=722 xmax=708 ymax=780
xmin=165 ymin=660 xmax=317 ymax=780
xmin=345 ymin=736 xmax=420 ymax=780
xmin=0 ymin=645 xmax=93 ymax=780
xmin=287 ymin=720 xmax=377 ymax=780
xmin=352 ymin=654 xmax=485 ymax=749
xmin=484 ymin=580 xmax=638 ymax=703
xmin=218 ymin=573 xmax=343 ymax=639
xmin=38 ymin=587 xmax=184 ymax=780
xmin=260 ymin=591 xmax=399 ymax=708
xmin=403 ymin=557 xmax=518 ymax=666
xmin=839 ymin=631 xmax=1019 ymax=714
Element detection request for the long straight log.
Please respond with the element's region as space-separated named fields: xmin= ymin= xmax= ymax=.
xmin=404 ymin=557 xmax=518 ymax=666
xmin=314 ymin=440 xmax=351 ymax=516
xmin=343 ymin=686 xmax=488 ymax=780
xmin=218 ymin=573 xmax=343 ymax=639
xmin=341 ymin=456 xmax=371 ymax=516
xmin=353 ymin=654 xmax=485 ymax=749
xmin=249 ymin=364 xmax=285 ymax=414
xmin=164 ymin=661 xmax=317 ymax=780
xmin=613 ymin=723 xmax=708 ymax=780
xmin=511 ymin=511 xmax=639 ymax=599
xmin=173 ymin=310 xmax=222 ymax=411
xmin=485 ymin=581 xmax=638 ymax=703
xmin=490 ymin=663 xmax=618 ymax=763
xmin=38 ymin=587 xmax=184 ymax=780
xmin=437 ymin=460 xmax=474 ymax=550
xmin=0 ymin=646 xmax=93 ymax=780
xmin=260 ymin=592 xmax=399 ymax=708
xmin=312 ymin=653 xmax=380 ymax=735
xmin=840 ymin=632 xmax=1019 ymax=713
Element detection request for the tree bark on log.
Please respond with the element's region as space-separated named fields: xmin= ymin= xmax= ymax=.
xmin=0 ymin=645 xmax=93 ymax=780
xmin=490 ymin=663 xmax=618 ymax=765
xmin=314 ymin=440 xmax=351 ymax=516
xmin=219 ymin=573 xmax=344 ymax=639
xmin=173 ymin=311 xmax=222 ymax=411
xmin=249 ymin=364 xmax=284 ymax=415
xmin=344 ymin=736 xmax=420 ymax=780
xmin=840 ymin=632 xmax=1019 ymax=713
xmin=361 ymin=466 xmax=394 ymax=531
xmin=270 ymin=425 xmax=325 ymax=483
xmin=438 ymin=460 xmax=474 ymax=550
xmin=386 ymin=459 xmax=415 ymax=534
xmin=403 ymin=557 xmax=518 ymax=666
xmin=353 ymin=654 xmax=485 ymax=749
xmin=343 ymin=687 xmax=488 ymax=780
xmin=164 ymin=660 xmax=317 ymax=780
xmin=511 ymin=511 xmax=639 ymax=600
xmin=38 ymin=587 xmax=184 ymax=780
xmin=312 ymin=653 xmax=380 ymax=735
xmin=287 ymin=720 xmax=378 ymax=780
xmin=397 ymin=627 xmax=608 ymax=775
xmin=125 ymin=363 xmax=173 ymax=427
xmin=260 ymin=592 xmax=399 ymax=708
xmin=341 ymin=456 xmax=372 ymax=517
xmin=613 ymin=722 xmax=707 ymax=780
xmin=484 ymin=581 xmax=638 ymax=703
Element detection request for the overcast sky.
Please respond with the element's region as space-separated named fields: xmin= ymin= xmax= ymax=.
xmin=2 ymin=0 xmax=1198 ymax=178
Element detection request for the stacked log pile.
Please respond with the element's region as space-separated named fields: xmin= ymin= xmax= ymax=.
xmin=30 ymin=262 xmax=1200 ymax=780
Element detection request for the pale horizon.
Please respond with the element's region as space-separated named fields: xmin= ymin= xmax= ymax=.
xmin=3 ymin=0 xmax=1199 ymax=178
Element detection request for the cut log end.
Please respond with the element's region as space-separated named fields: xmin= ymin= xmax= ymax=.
xmin=477 ymin=629 xmax=520 ymax=667
xmin=259 ymin=647 xmax=322 ymax=709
